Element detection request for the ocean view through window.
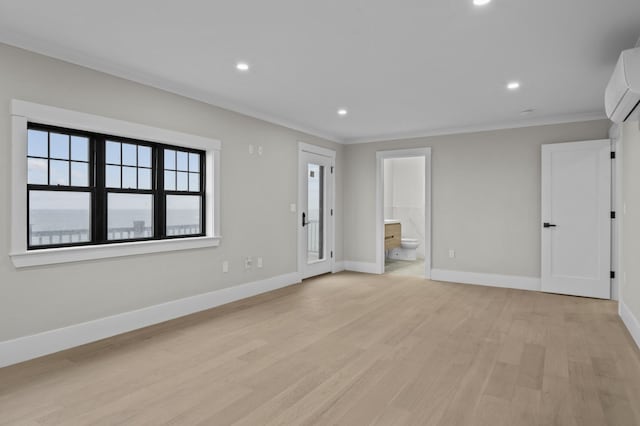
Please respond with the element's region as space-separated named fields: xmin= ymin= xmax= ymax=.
xmin=27 ymin=123 xmax=206 ymax=250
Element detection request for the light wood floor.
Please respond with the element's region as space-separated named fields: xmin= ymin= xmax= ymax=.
xmin=1 ymin=272 xmax=640 ymax=425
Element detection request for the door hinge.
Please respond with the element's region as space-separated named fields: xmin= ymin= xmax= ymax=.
xmin=611 ymin=271 xmax=615 ymax=279
xmin=330 ymin=208 xmax=333 ymax=216
xmin=611 ymin=211 xmax=616 ymax=219
xmin=331 ymin=166 xmax=334 ymax=174
xmin=611 ymin=151 xmax=616 ymax=159
xmin=330 ymin=251 xmax=333 ymax=258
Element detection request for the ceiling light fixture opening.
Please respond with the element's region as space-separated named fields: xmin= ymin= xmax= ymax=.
xmin=473 ymin=0 xmax=492 ymax=6
xmin=236 ymin=62 xmax=250 ymax=72
xmin=337 ymin=108 xmax=348 ymax=116
xmin=507 ymin=81 xmax=521 ymax=90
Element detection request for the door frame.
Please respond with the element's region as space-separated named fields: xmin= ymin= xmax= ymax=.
xmin=297 ymin=142 xmax=336 ymax=279
xmin=375 ymin=148 xmax=432 ymax=278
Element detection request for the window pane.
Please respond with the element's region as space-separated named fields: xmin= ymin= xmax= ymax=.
xmin=28 ymin=129 xmax=48 ymax=157
xmin=177 ymin=151 xmax=188 ymax=171
xmin=177 ymin=172 xmax=188 ymax=191
xmin=50 ymin=133 xmax=69 ymax=160
xmin=50 ymin=160 xmax=69 ymax=186
xmin=122 ymin=166 xmax=137 ymax=189
xmin=106 ymin=165 xmax=121 ymax=188
xmin=138 ymin=146 xmax=151 ymax=168
xmin=189 ymin=153 xmax=200 ymax=172
xmin=29 ymin=191 xmax=91 ymax=246
xmin=106 ymin=141 xmax=121 ymax=164
xmin=108 ymin=193 xmax=153 ymax=240
xmin=166 ymin=195 xmax=201 ymax=236
xmin=71 ymin=136 xmax=89 ymax=161
xmin=28 ymin=158 xmax=48 ymax=184
xmin=71 ymin=162 xmax=89 ymax=187
xmin=189 ymin=173 xmax=200 ymax=192
xmin=122 ymin=143 xmax=137 ymax=166
xmin=164 ymin=149 xmax=176 ymax=170
xmin=138 ymin=168 xmax=151 ymax=190
xmin=164 ymin=171 xmax=176 ymax=190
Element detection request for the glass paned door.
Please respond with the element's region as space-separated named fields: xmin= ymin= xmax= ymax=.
xmin=299 ymin=147 xmax=334 ymax=279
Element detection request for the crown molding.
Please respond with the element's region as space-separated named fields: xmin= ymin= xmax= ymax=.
xmin=0 ymin=33 xmax=609 ymax=146
xmin=0 ymin=33 xmax=342 ymax=143
xmin=342 ymin=112 xmax=609 ymax=144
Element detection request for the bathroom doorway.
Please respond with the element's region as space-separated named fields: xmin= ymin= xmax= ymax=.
xmin=375 ymin=148 xmax=431 ymax=278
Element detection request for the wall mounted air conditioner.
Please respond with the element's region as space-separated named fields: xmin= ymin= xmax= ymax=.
xmin=605 ymin=47 xmax=640 ymax=123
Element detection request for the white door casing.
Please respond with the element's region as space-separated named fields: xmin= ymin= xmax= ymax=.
xmin=298 ymin=143 xmax=335 ymax=279
xmin=541 ymin=140 xmax=611 ymax=299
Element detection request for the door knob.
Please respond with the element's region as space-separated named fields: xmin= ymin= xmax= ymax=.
xmin=302 ymin=212 xmax=308 ymax=227
xmin=543 ymin=222 xmax=557 ymax=228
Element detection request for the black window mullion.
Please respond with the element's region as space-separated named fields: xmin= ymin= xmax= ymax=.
xmin=156 ymin=147 xmax=165 ymax=239
xmin=94 ymin=137 xmax=106 ymax=243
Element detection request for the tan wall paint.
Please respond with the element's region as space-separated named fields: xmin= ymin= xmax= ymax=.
xmin=621 ymin=119 xmax=640 ymax=321
xmin=344 ymin=120 xmax=611 ymax=277
xmin=0 ymin=43 xmax=344 ymax=341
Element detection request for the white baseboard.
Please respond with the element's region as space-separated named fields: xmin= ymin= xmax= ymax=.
xmin=344 ymin=261 xmax=380 ymax=274
xmin=619 ymin=300 xmax=640 ymax=351
xmin=430 ymin=269 xmax=541 ymax=292
xmin=332 ymin=261 xmax=345 ymax=273
xmin=0 ymin=272 xmax=301 ymax=368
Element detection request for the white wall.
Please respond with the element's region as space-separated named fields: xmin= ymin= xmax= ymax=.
xmin=0 ymin=43 xmax=344 ymax=342
xmin=620 ymin=119 xmax=640 ymax=341
xmin=384 ymin=157 xmax=425 ymax=259
xmin=345 ymin=120 xmax=611 ymax=277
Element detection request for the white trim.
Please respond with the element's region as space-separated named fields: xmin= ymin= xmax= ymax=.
xmin=376 ymin=148 xmax=432 ymax=278
xmin=298 ymin=142 xmax=336 ymax=159
xmin=332 ymin=261 xmax=345 ymax=273
xmin=344 ymin=261 xmax=380 ymax=274
xmin=10 ymin=237 xmax=221 ymax=268
xmin=611 ymin=124 xmax=622 ymax=301
xmin=619 ymin=300 xmax=640 ymax=351
xmin=0 ymin=272 xmax=301 ymax=368
xmin=10 ymin=100 xmax=222 ymax=268
xmin=430 ymin=269 xmax=541 ymax=292
xmin=343 ymin=113 xmax=607 ymax=144
xmin=297 ymin=142 xmax=336 ymax=279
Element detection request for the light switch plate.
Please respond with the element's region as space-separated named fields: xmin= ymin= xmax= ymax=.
xmin=257 ymin=257 xmax=263 ymax=268
xmin=290 ymin=203 xmax=296 ymax=213
xmin=222 ymin=260 xmax=229 ymax=273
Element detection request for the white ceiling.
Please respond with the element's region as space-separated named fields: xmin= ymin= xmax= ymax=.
xmin=0 ymin=0 xmax=638 ymax=143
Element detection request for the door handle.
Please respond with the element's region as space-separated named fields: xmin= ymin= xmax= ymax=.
xmin=543 ymin=222 xmax=557 ymax=228
xmin=302 ymin=212 xmax=308 ymax=227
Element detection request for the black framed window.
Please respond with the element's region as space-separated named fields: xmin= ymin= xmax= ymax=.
xmin=26 ymin=123 xmax=206 ymax=250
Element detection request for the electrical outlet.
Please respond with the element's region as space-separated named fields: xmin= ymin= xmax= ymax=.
xmin=222 ymin=260 xmax=229 ymax=273
xmin=258 ymin=145 xmax=263 ymax=156
xmin=449 ymin=249 xmax=455 ymax=259
xmin=244 ymin=256 xmax=252 ymax=270
xmin=257 ymin=257 xmax=263 ymax=268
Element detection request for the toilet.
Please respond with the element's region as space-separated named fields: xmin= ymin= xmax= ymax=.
xmin=389 ymin=237 xmax=421 ymax=261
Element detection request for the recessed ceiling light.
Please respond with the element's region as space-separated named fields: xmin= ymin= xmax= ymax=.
xmin=507 ymin=81 xmax=521 ymax=90
xmin=337 ymin=108 xmax=348 ymax=116
xmin=473 ymin=0 xmax=491 ymax=5
xmin=236 ymin=62 xmax=249 ymax=72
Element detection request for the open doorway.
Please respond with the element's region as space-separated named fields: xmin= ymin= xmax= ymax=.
xmin=376 ymin=148 xmax=431 ymax=278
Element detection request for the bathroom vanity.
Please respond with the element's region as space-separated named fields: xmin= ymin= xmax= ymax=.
xmin=384 ymin=221 xmax=401 ymax=250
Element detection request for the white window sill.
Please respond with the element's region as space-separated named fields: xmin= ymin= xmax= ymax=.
xmin=10 ymin=236 xmax=221 ymax=268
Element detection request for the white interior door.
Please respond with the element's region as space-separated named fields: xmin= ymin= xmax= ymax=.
xmin=298 ymin=146 xmax=334 ymax=279
xmin=541 ymin=140 xmax=611 ymax=299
